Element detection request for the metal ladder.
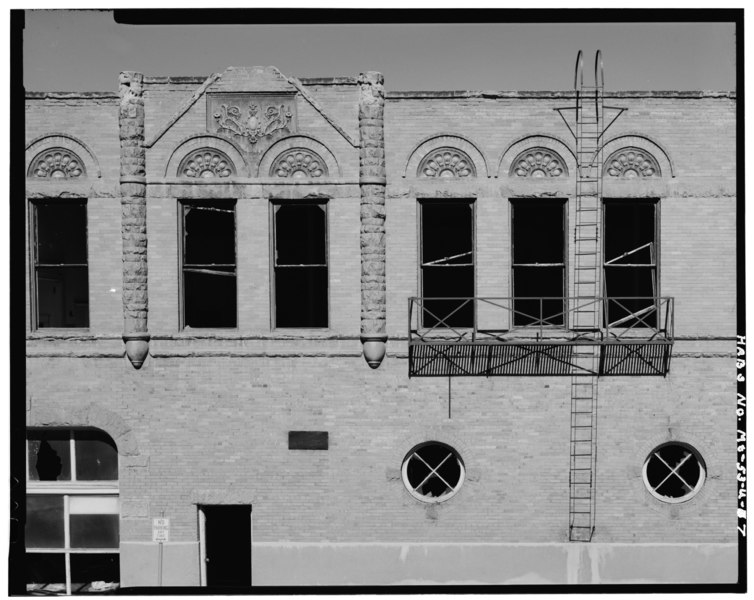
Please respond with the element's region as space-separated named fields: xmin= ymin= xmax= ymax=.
xmin=561 ymin=50 xmax=605 ymax=542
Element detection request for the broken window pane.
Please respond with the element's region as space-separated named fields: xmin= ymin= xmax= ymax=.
xmin=74 ymin=430 xmax=118 ymax=481
xmin=511 ymin=199 xmax=565 ymax=326
xmin=604 ymin=200 xmax=658 ymax=327
xmin=28 ymin=431 xmax=71 ymax=481
xmin=421 ymin=202 xmax=474 ymax=328
xmin=274 ymin=203 xmax=328 ymax=328
xmin=26 ymin=496 xmax=65 ymax=548
xmin=34 ymin=201 xmax=89 ymax=328
xmin=181 ymin=202 xmax=237 ymax=328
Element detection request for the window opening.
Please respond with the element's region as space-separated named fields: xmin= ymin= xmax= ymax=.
xmin=643 ymin=442 xmax=705 ymax=503
xmin=420 ymin=201 xmax=474 ymax=328
xmin=26 ymin=429 xmax=119 ymax=594
xmin=273 ymin=203 xmax=328 ymax=328
xmin=180 ymin=201 xmax=237 ymax=328
xmin=511 ymin=199 xmax=566 ymax=326
xmin=402 ymin=442 xmax=465 ymax=503
xmin=32 ymin=200 xmax=89 ymax=328
xmin=603 ymin=200 xmax=658 ymax=328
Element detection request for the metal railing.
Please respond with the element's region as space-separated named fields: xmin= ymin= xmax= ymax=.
xmin=408 ymin=296 xmax=674 ymax=345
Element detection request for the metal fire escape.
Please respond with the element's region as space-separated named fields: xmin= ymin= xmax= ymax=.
xmin=563 ymin=50 xmax=607 ymax=542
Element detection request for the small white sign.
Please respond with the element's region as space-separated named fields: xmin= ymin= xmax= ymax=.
xmin=152 ymin=518 xmax=170 ymax=543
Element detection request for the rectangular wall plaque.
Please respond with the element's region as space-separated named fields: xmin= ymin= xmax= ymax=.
xmin=288 ymin=431 xmax=329 ymax=450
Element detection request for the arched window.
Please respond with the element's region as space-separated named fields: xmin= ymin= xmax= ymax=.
xmin=402 ymin=442 xmax=465 ymax=503
xmin=26 ymin=428 xmax=119 ymax=594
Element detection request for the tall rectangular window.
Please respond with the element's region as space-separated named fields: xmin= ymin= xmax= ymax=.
xmin=180 ymin=201 xmax=237 ymax=328
xmin=603 ymin=199 xmax=658 ymax=328
xmin=273 ymin=202 xmax=328 ymax=328
xmin=32 ymin=200 xmax=89 ymax=328
xmin=511 ymin=199 xmax=566 ymax=326
xmin=420 ymin=201 xmax=475 ymax=328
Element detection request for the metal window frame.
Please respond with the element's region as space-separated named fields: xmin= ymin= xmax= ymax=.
xmin=401 ymin=441 xmax=466 ymax=504
xmin=509 ymin=198 xmax=568 ymax=327
xmin=602 ymin=198 xmax=660 ymax=327
xmin=269 ymin=198 xmax=330 ymax=330
xmin=29 ymin=199 xmax=89 ymax=330
xmin=417 ymin=198 xmax=477 ymax=329
xmin=26 ymin=429 xmax=119 ymax=595
xmin=177 ymin=199 xmax=238 ymax=330
xmin=642 ymin=442 xmax=706 ymax=504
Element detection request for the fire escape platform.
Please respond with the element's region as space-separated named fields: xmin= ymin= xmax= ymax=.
xmin=408 ymin=296 xmax=673 ymax=377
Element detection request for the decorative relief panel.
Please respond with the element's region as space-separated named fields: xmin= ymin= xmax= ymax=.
xmin=177 ymin=148 xmax=236 ymax=178
xmin=510 ymin=147 xmax=567 ymax=178
xmin=28 ymin=148 xmax=86 ymax=179
xmin=604 ymin=147 xmax=661 ymax=178
xmin=271 ymin=148 xmax=328 ymax=178
xmin=207 ymin=93 xmax=297 ymax=153
xmin=418 ymin=147 xmax=476 ymax=178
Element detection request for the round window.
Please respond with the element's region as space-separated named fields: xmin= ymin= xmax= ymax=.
xmin=642 ymin=442 xmax=706 ymax=503
xmin=402 ymin=442 xmax=465 ymax=503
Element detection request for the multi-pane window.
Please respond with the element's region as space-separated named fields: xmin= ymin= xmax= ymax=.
xmin=420 ymin=201 xmax=475 ymax=328
xmin=26 ymin=429 xmax=119 ymax=594
xmin=273 ymin=202 xmax=328 ymax=328
xmin=511 ymin=199 xmax=566 ymax=326
xmin=180 ymin=201 xmax=237 ymax=328
xmin=603 ymin=200 xmax=658 ymax=327
xmin=31 ymin=200 xmax=89 ymax=328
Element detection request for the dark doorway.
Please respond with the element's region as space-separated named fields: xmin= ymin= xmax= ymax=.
xmin=202 ymin=505 xmax=251 ymax=588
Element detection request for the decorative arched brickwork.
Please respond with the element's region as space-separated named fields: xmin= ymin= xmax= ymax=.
xmin=509 ymin=146 xmax=568 ymax=178
xmin=604 ymin=146 xmax=661 ymax=178
xmin=177 ymin=148 xmax=236 ymax=178
xmin=257 ymin=133 xmax=340 ymax=178
xmin=28 ymin=147 xmax=86 ymax=179
xmin=26 ymin=133 xmax=101 ymax=178
xmin=404 ymin=134 xmax=488 ymax=178
xmin=600 ymin=133 xmax=675 ymax=178
xmin=417 ymin=147 xmax=476 ymax=178
xmin=498 ymin=134 xmax=575 ymax=179
xmin=164 ymin=134 xmax=247 ymax=178
xmin=27 ymin=402 xmax=140 ymax=457
xmin=270 ymin=148 xmax=328 ymax=178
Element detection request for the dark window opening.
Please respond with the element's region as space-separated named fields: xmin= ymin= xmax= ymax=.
xmin=33 ymin=201 xmax=89 ymax=328
xmin=420 ymin=201 xmax=474 ymax=328
xmin=181 ymin=202 xmax=237 ymax=328
xmin=511 ymin=199 xmax=566 ymax=326
xmin=644 ymin=443 xmax=705 ymax=502
xmin=403 ymin=442 xmax=465 ymax=502
xmin=273 ymin=203 xmax=328 ymax=328
xmin=604 ymin=200 xmax=658 ymax=327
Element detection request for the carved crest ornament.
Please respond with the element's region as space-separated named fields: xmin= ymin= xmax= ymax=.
xmin=212 ymin=102 xmax=292 ymax=144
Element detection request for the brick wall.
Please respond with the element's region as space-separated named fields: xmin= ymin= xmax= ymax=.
xmin=24 ymin=74 xmax=738 ymax=581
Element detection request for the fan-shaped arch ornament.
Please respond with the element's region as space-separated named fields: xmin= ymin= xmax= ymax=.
xmin=605 ymin=147 xmax=661 ymax=178
xmin=28 ymin=148 xmax=86 ymax=179
xmin=271 ymin=148 xmax=328 ymax=178
xmin=178 ymin=149 xmax=236 ymax=178
xmin=510 ymin=147 xmax=567 ymax=178
xmin=418 ymin=147 xmax=476 ymax=178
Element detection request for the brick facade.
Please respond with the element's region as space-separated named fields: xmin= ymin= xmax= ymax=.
xmin=23 ymin=66 xmax=737 ymax=587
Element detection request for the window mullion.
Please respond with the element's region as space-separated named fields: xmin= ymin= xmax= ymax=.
xmin=64 ymin=494 xmax=71 ymax=594
xmin=70 ymin=431 xmax=77 ymax=482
